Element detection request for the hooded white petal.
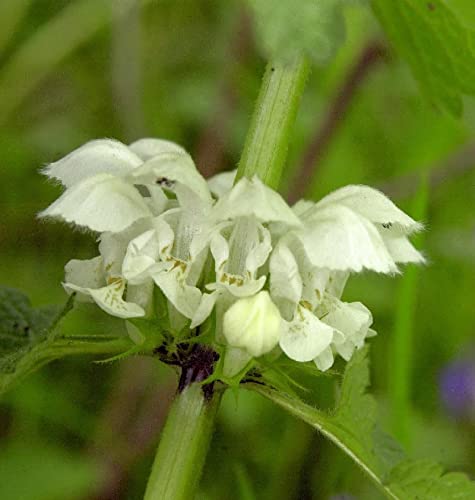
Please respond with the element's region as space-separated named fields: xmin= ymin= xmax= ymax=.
xmin=128 ymin=138 xmax=186 ymax=160
xmin=297 ymin=205 xmax=397 ymax=273
xmin=43 ymin=139 xmax=142 ymax=187
xmin=39 ymin=173 xmax=151 ymax=233
xmin=131 ymin=151 xmax=212 ymax=203
xmin=207 ymin=170 xmax=237 ymax=198
xmin=223 ymin=291 xmax=282 ymax=357
xmin=65 ymin=278 xmax=145 ymax=319
xmin=213 ymin=176 xmax=302 ymax=227
xmin=378 ymin=227 xmax=425 ymax=264
xmin=315 ymin=184 xmax=422 ymax=233
xmin=280 ymin=306 xmax=334 ymax=362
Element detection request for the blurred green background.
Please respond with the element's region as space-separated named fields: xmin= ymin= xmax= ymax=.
xmin=0 ymin=1 xmax=474 ymax=499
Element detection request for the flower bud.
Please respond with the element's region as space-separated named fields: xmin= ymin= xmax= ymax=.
xmin=223 ymin=291 xmax=282 ymax=357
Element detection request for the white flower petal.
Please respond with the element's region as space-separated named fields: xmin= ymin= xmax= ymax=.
xmin=315 ymin=184 xmax=423 ymax=233
xmin=207 ymin=170 xmax=236 ymax=198
xmin=280 ymin=306 xmax=334 ymax=362
xmin=190 ymin=291 xmax=220 ymax=328
xmin=152 ymin=268 xmax=201 ymax=319
xmin=378 ymin=227 xmax=425 ymax=264
xmin=65 ymin=279 xmax=145 ymax=319
xmin=99 ymin=219 xmax=153 ymax=277
xmin=154 ymin=216 xmax=176 ymax=258
xmin=126 ymin=278 xmax=155 ymax=317
xmin=292 ymin=199 xmax=314 ymax=216
xmin=122 ymin=229 xmax=160 ymax=284
xmin=314 ymin=346 xmax=335 ymax=371
xmin=43 ymin=139 xmax=142 ymax=187
xmin=213 ymin=176 xmax=302 ymax=227
xmin=325 ymin=271 xmax=349 ymax=299
xmin=221 ymin=275 xmax=267 ymax=298
xmin=270 ymin=242 xmax=303 ymax=320
xmin=146 ymin=185 xmax=169 ymax=215
xmin=223 ymin=291 xmax=282 ymax=357
xmin=245 ymin=224 xmax=272 ymax=274
xmin=131 ymin=151 xmax=212 ymax=202
xmin=64 ymin=256 xmax=104 ymax=292
xmin=297 ymin=205 xmax=398 ymax=273
xmin=322 ymin=301 xmax=373 ymax=361
xmin=210 ymin=232 xmax=230 ymax=272
xmin=39 ymin=173 xmax=152 ymax=232
xmin=128 ymin=138 xmax=186 ymax=160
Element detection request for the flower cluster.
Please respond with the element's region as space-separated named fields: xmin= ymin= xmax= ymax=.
xmin=40 ymin=137 xmax=424 ymax=378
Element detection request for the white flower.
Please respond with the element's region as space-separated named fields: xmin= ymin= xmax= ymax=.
xmin=292 ymin=185 xmax=424 ymax=273
xmin=39 ymin=138 xmax=208 ymax=233
xmin=190 ymin=177 xmax=301 ymax=330
xmin=122 ymin=183 xmax=214 ymax=321
xmin=39 ymin=136 xmax=426 ymax=375
xmin=223 ymin=291 xmax=282 ymax=357
xmin=63 ymin=220 xmax=153 ymax=319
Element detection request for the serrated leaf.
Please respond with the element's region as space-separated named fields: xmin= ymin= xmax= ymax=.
xmin=0 ymin=287 xmax=70 ymax=374
xmin=0 ymin=286 xmax=133 ymax=396
xmin=247 ymin=347 xmax=475 ymax=499
xmin=372 ymin=0 xmax=475 ymax=116
xmin=247 ymin=0 xmax=347 ymax=64
xmin=387 ymin=459 xmax=475 ymax=499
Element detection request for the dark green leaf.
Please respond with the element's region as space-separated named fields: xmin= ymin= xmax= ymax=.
xmin=372 ymin=0 xmax=475 ymax=115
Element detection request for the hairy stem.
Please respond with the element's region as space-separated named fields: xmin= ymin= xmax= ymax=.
xmin=236 ymin=56 xmax=310 ymax=189
xmin=143 ymin=383 xmax=223 ymax=500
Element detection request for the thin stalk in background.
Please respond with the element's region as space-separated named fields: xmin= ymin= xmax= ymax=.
xmin=236 ymin=56 xmax=310 ymax=189
xmin=389 ymin=173 xmax=429 ymax=449
xmin=144 ymin=54 xmax=310 ymax=499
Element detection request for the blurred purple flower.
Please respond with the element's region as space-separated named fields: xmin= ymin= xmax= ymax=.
xmin=439 ymin=359 xmax=475 ymax=418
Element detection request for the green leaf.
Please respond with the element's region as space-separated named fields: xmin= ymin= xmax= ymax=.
xmin=247 ymin=0 xmax=347 ymax=64
xmin=0 ymin=286 xmax=71 ymax=374
xmin=0 ymin=286 xmax=133 ymax=396
xmin=372 ymin=0 xmax=475 ymax=116
xmin=387 ymin=459 xmax=475 ymax=499
xmin=247 ymin=347 xmax=475 ymax=499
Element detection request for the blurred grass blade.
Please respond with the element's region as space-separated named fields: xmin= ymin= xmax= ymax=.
xmin=0 ymin=0 xmax=32 ymax=57
xmin=233 ymin=463 xmax=257 ymax=500
xmin=0 ymin=0 xmax=151 ymax=124
xmin=389 ymin=173 xmax=429 ymax=449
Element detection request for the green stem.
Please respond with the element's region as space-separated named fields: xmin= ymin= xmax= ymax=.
xmin=144 ymin=383 xmax=223 ymax=500
xmin=236 ymin=56 xmax=310 ymax=189
xmin=144 ymin=54 xmax=310 ymax=500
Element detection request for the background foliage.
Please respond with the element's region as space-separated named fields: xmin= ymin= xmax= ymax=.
xmin=0 ymin=0 xmax=474 ymax=498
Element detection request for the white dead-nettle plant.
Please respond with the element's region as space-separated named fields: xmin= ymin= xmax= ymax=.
xmin=40 ymin=137 xmax=424 ymax=378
